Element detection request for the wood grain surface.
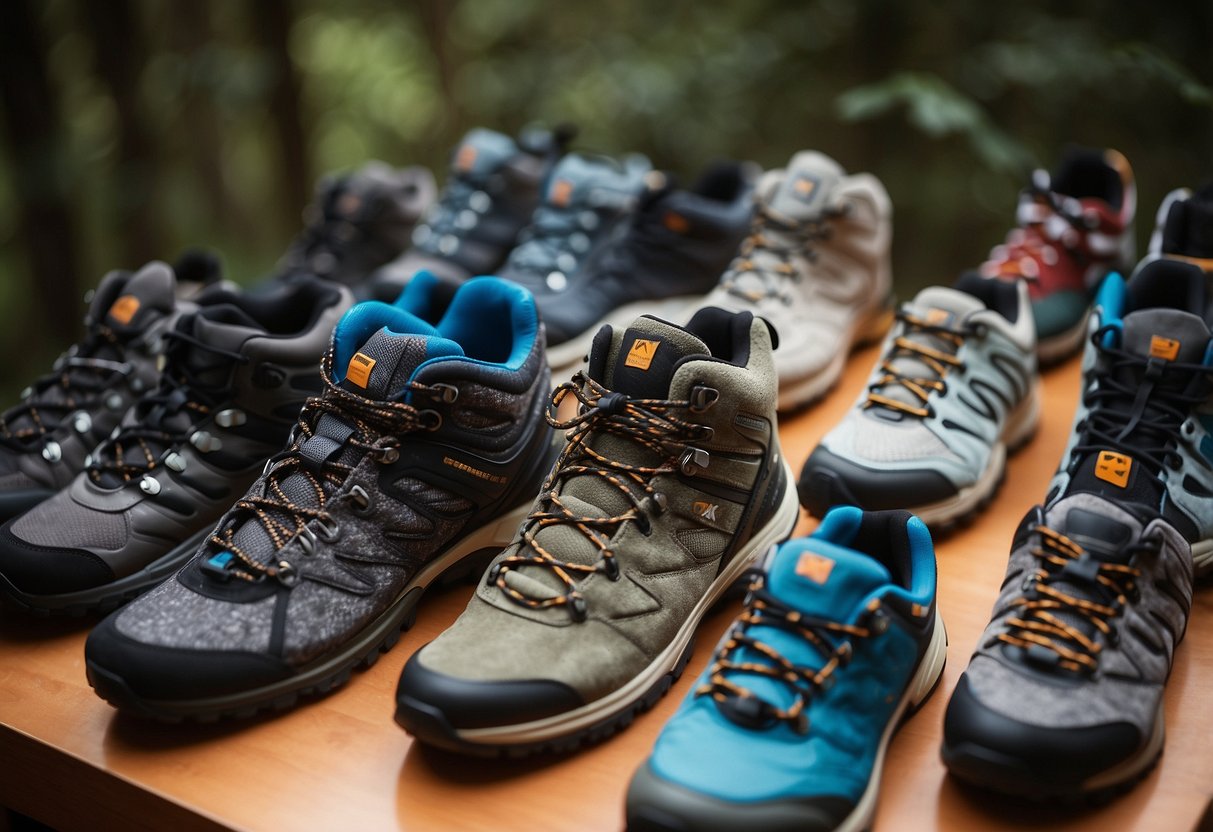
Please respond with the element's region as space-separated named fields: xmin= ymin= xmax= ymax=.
xmin=2 ymin=346 xmax=1211 ymax=832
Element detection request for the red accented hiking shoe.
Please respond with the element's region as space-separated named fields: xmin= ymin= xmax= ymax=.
xmin=981 ymin=147 xmax=1135 ymax=364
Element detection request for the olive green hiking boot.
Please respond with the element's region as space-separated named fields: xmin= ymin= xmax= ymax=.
xmin=395 ymin=307 xmax=800 ymax=756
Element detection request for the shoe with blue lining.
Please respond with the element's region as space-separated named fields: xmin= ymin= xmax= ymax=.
xmin=84 ymin=277 xmax=561 ymax=721
xmin=626 ymin=507 xmax=945 ymax=832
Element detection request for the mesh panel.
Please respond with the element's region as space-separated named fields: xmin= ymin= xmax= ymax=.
xmin=847 ymin=417 xmax=956 ymax=464
xmin=12 ymin=494 xmax=128 ymax=550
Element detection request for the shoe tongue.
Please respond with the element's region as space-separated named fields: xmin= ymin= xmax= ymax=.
xmin=98 ymin=261 xmax=178 ymax=335
xmin=450 ymin=128 xmax=517 ymax=178
xmin=866 ymin=286 xmax=985 ymax=418
xmin=608 ymin=317 xmax=711 ymax=399
xmin=727 ymin=538 xmax=891 ymax=711
xmin=1172 ymin=196 xmax=1213 ymax=259
xmin=765 ymin=151 xmax=843 ymax=220
xmin=1120 ymin=308 xmax=1210 ymax=365
xmin=337 ymin=325 xmax=463 ymax=400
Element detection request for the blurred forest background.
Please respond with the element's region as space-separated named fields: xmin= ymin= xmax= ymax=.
xmin=0 ymin=0 xmax=1210 ymax=400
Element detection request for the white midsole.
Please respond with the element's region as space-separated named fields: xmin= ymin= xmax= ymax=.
xmin=1082 ymin=702 xmax=1165 ymax=791
xmin=835 ymin=612 xmax=947 ymax=832
xmin=458 ymin=463 xmax=801 ymax=745
xmin=776 ymin=302 xmax=894 ymax=412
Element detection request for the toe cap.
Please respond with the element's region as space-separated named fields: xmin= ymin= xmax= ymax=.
xmin=0 ymin=521 xmax=114 ymax=596
xmin=797 ymin=446 xmax=958 ymax=516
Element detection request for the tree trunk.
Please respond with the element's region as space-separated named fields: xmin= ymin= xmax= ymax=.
xmin=0 ymin=0 xmax=81 ymax=350
xmin=80 ymin=0 xmax=162 ymax=268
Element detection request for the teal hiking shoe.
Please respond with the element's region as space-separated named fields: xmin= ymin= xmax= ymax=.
xmin=627 ymin=507 xmax=946 ymax=832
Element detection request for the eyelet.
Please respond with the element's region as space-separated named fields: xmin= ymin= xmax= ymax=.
xmin=430 ymin=383 xmax=459 ymax=404
xmin=689 ymin=385 xmax=720 ymax=413
xmin=418 ymin=410 xmax=443 ymax=431
xmin=316 ymin=516 xmax=340 ymax=543
xmin=602 ymin=557 xmax=621 ymax=581
xmin=348 ymin=484 xmax=372 ymax=515
xmin=275 ymin=560 xmax=299 ymax=587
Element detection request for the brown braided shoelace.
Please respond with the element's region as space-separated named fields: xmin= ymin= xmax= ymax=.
xmin=207 ymin=352 xmax=448 ymax=584
xmin=721 ymin=204 xmax=844 ymax=304
xmin=488 ymin=370 xmax=713 ymax=621
xmin=696 ymin=571 xmax=881 ymax=733
xmin=997 ymin=524 xmax=1147 ymax=673
xmin=864 ymin=310 xmax=971 ymax=418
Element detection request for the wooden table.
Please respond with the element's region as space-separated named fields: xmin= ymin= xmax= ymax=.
xmin=2 ymin=347 xmax=1212 ymax=832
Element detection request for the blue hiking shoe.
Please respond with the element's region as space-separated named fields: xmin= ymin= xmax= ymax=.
xmin=626 ymin=507 xmax=946 ymax=832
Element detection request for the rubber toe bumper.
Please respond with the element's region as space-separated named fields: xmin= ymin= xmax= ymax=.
xmin=797 ymin=446 xmax=957 ymax=517
xmin=85 ymin=613 xmax=293 ymax=704
xmin=941 ymin=673 xmax=1142 ymax=795
xmin=0 ymin=489 xmax=55 ymax=523
xmin=395 ymin=650 xmax=584 ymax=738
xmin=626 ymin=761 xmax=855 ymax=832
xmin=0 ymin=522 xmax=115 ymax=596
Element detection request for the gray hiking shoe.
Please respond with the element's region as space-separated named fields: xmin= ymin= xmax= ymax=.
xmin=0 ymin=261 xmax=188 ymax=522
xmin=701 ymin=151 xmax=894 ymax=411
xmin=395 ymin=307 xmax=801 ymax=756
xmin=498 ymin=151 xmax=651 ymax=298
xmin=274 ymin=161 xmax=437 ymax=292
xmin=84 ymin=278 xmax=559 ymax=721
xmin=799 ymin=273 xmax=1040 ymax=531
xmin=370 ymin=125 xmax=574 ymax=296
xmin=0 ymin=279 xmax=351 ymax=616
xmin=941 ymin=258 xmax=1210 ymax=798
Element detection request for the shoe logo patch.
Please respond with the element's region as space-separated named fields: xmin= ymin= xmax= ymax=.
xmin=443 ymin=456 xmax=508 ymax=484
xmin=663 ymin=212 xmax=690 ymax=233
xmin=455 ymin=143 xmax=478 ymax=172
xmin=1095 ymin=450 xmax=1132 ymax=488
xmin=346 ymin=352 xmax=377 ymax=389
xmin=691 ymin=500 xmax=719 ymax=521
xmin=924 ymin=308 xmax=953 ymax=326
xmin=1149 ymin=335 xmax=1180 ymax=361
xmin=337 ymin=193 xmax=362 ymax=217
xmin=550 ymin=179 xmax=573 ymax=207
xmin=792 ymin=176 xmax=817 ymax=200
xmin=108 ymin=295 xmax=141 ymax=325
xmin=795 ymin=552 xmax=834 ymax=584
xmin=625 ymin=338 xmax=661 ymax=370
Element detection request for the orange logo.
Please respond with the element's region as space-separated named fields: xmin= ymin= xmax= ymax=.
xmin=550 ymin=180 xmax=573 ymax=207
xmin=924 ymin=308 xmax=951 ymax=326
xmin=793 ymin=177 xmax=816 ymax=198
xmin=663 ymin=212 xmax=690 ymax=233
xmin=691 ymin=501 xmax=719 ymax=521
xmin=1149 ymin=335 xmax=1180 ymax=361
xmin=795 ymin=552 xmax=835 ymax=584
xmin=337 ymin=193 xmax=362 ymax=216
xmin=1095 ymin=450 xmax=1132 ymax=488
xmin=108 ymin=295 xmax=141 ymax=325
xmin=455 ymin=144 xmax=478 ymax=171
xmin=624 ymin=339 xmax=660 ymax=370
xmin=346 ymin=352 xmax=377 ymax=389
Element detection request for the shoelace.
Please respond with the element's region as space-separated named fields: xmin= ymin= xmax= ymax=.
xmin=205 ymin=355 xmax=450 ymax=584
xmin=997 ymin=524 xmax=1148 ymax=673
xmin=417 ymin=174 xmax=490 ymax=248
xmin=487 ymin=371 xmax=713 ymax=621
xmin=86 ymin=329 xmax=247 ymax=485
xmin=864 ymin=310 xmax=973 ymax=418
xmin=0 ymin=325 xmax=133 ymax=451
xmin=696 ymin=570 xmax=881 ymax=733
xmin=1072 ymin=325 xmax=1212 ymax=475
xmin=507 ymin=206 xmax=595 ymax=278
xmin=719 ymin=204 xmax=845 ymax=304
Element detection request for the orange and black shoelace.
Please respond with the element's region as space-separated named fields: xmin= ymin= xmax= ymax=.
xmin=487 ymin=370 xmax=713 ymax=621
xmin=864 ymin=310 xmax=972 ymax=418
xmin=997 ymin=523 xmax=1149 ymax=673
xmin=721 ymin=204 xmax=845 ymax=303
xmin=695 ymin=571 xmax=882 ymax=733
xmin=204 ymin=352 xmax=449 ymax=584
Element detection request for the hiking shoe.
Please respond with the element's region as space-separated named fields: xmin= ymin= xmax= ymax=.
xmin=627 ymin=507 xmax=945 ymax=832
xmin=395 ymin=307 xmax=800 ymax=756
xmin=274 ymin=161 xmax=436 ymax=292
xmin=0 ymin=261 xmax=188 ymax=522
xmin=1147 ymin=183 xmax=1213 ymax=273
xmin=370 ymin=126 xmax=574 ymax=296
xmin=941 ymin=258 xmax=1209 ymax=798
xmin=941 ymin=496 xmax=1191 ymax=798
xmin=1044 ymin=257 xmax=1213 ymax=572
xmin=980 ymin=147 xmax=1135 ymax=364
xmin=498 ymin=151 xmax=651 ymax=295
xmin=703 ymin=151 xmax=894 ymax=411
xmin=799 ymin=273 xmax=1040 ymax=531
xmin=0 ymin=280 xmax=351 ymax=616
xmin=84 ymin=279 xmax=559 ymax=721
xmin=541 ymin=163 xmax=753 ymax=371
